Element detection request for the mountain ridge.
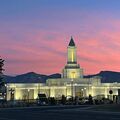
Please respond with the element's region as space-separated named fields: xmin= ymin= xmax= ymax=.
xmin=85 ymin=71 xmax=120 ymax=83
xmin=3 ymin=71 xmax=120 ymax=83
xmin=4 ymin=72 xmax=61 ymax=83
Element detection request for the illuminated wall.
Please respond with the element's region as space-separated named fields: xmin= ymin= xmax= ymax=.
xmin=6 ymin=82 xmax=120 ymax=100
xmin=63 ymin=68 xmax=83 ymax=78
xmin=67 ymin=46 xmax=77 ymax=63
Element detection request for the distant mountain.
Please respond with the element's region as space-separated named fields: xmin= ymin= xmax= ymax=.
xmin=3 ymin=71 xmax=120 ymax=83
xmin=4 ymin=72 xmax=61 ymax=83
xmin=84 ymin=71 xmax=120 ymax=83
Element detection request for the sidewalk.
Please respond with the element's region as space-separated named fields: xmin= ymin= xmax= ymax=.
xmin=86 ymin=104 xmax=120 ymax=113
xmin=0 ymin=104 xmax=90 ymax=111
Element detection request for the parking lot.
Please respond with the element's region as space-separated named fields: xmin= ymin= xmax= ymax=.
xmin=0 ymin=105 xmax=120 ymax=120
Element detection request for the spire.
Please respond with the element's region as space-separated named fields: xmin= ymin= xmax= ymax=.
xmin=68 ymin=36 xmax=75 ymax=46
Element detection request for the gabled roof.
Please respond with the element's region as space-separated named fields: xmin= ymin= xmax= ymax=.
xmin=68 ymin=37 xmax=75 ymax=46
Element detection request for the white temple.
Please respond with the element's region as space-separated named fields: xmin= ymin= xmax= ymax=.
xmin=6 ymin=37 xmax=120 ymax=101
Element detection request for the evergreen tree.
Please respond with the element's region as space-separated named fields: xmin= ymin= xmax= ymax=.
xmin=0 ymin=57 xmax=6 ymax=99
xmin=0 ymin=58 xmax=5 ymax=86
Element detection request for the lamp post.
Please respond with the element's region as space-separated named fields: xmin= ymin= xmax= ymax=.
xmin=81 ymin=89 xmax=83 ymax=97
xmin=28 ymin=89 xmax=30 ymax=103
xmin=71 ymin=79 xmax=73 ymax=100
xmin=66 ymin=86 xmax=67 ymax=97
xmin=38 ymin=77 xmax=41 ymax=94
xmin=84 ymin=88 xmax=86 ymax=97
xmin=109 ymin=89 xmax=113 ymax=100
xmin=74 ymin=83 xmax=77 ymax=97
xmin=88 ymin=78 xmax=91 ymax=96
xmin=49 ymin=86 xmax=50 ymax=98
xmin=71 ymin=72 xmax=75 ymax=102
xmin=38 ymin=83 xmax=40 ymax=94
xmin=64 ymin=82 xmax=67 ymax=97
xmin=47 ymin=80 xmax=51 ymax=98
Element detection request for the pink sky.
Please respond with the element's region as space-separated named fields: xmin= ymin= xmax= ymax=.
xmin=1 ymin=0 xmax=120 ymax=75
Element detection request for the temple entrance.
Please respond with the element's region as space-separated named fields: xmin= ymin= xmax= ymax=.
xmin=75 ymin=90 xmax=83 ymax=97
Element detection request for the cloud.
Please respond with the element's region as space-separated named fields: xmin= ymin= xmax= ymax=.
xmin=1 ymin=11 xmax=120 ymax=75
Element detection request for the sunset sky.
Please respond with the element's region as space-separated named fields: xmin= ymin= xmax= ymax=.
xmin=1 ymin=0 xmax=120 ymax=75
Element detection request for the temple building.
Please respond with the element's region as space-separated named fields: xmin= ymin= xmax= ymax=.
xmin=6 ymin=37 xmax=120 ymax=101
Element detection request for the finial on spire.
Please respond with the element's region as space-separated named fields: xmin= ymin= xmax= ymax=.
xmin=68 ymin=36 xmax=75 ymax=46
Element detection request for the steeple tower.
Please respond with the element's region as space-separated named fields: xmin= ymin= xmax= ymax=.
xmin=62 ymin=37 xmax=83 ymax=79
xmin=67 ymin=37 xmax=77 ymax=64
xmin=68 ymin=36 xmax=75 ymax=46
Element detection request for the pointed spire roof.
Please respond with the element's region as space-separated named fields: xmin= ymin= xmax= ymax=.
xmin=68 ymin=36 xmax=75 ymax=46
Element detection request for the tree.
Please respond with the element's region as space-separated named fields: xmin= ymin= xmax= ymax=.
xmin=61 ymin=95 xmax=66 ymax=105
xmin=0 ymin=58 xmax=6 ymax=99
xmin=0 ymin=58 xmax=5 ymax=85
xmin=88 ymin=94 xmax=93 ymax=104
xmin=0 ymin=58 xmax=5 ymax=86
